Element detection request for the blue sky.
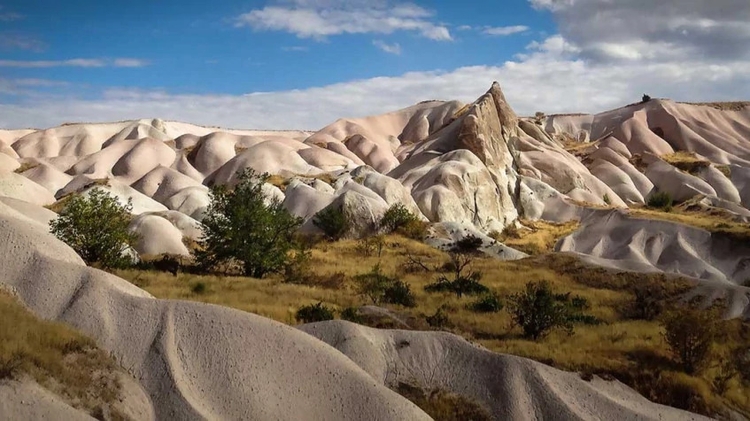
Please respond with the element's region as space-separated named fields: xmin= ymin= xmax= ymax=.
xmin=1 ymin=0 xmax=749 ymax=129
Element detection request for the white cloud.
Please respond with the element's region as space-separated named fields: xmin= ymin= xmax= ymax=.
xmin=282 ymin=46 xmax=309 ymax=52
xmin=0 ymin=33 xmax=45 ymax=51
xmin=113 ymin=58 xmax=150 ymax=68
xmin=0 ymin=6 xmax=22 ymax=22
xmin=530 ymin=0 xmax=750 ymax=62
xmin=457 ymin=25 xmax=473 ymax=31
xmin=235 ymin=1 xmax=452 ymax=41
xmin=2 ymin=35 xmax=749 ymax=130
xmin=483 ymin=25 xmax=529 ymax=36
xmin=373 ymin=40 xmax=401 ymax=55
xmin=0 ymin=58 xmax=150 ymax=68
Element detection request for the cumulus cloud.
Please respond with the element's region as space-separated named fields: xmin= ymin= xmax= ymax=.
xmin=373 ymin=40 xmax=402 ymax=55
xmin=235 ymin=0 xmax=452 ymax=41
xmin=0 ymin=58 xmax=150 ymax=68
xmin=2 ymin=35 xmax=749 ymax=130
xmin=483 ymin=25 xmax=529 ymax=36
xmin=531 ymin=0 xmax=750 ymax=62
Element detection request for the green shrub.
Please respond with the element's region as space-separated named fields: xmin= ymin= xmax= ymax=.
xmin=340 ymin=307 xmax=364 ymax=324
xmin=603 ymin=194 xmax=611 ymax=205
xmin=647 ymin=191 xmax=673 ymax=211
xmin=197 ymin=169 xmax=303 ymax=278
xmin=662 ymin=307 xmax=719 ymax=374
xmin=506 ymin=281 xmax=574 ymax=340
xmin=295 ymin=302 xmax=335 ymax=324
xmin=191 ymin=282 xmax=207 ymax=295
xmin=354 ymin=265 xmax=416 ymax=307
xmin=426 ymin=306 xmax=450 ymax=329
xmin=313 ymin=206 xmax=350 ymax=240
xmin=451 ymin=235 xmax=484 ymax=254
xmin=50 ymin=188 xmax=138 ymax=269
xmin=425 ymin=254 xmax=487 ymax=298
xmin=468 ymin=293 xmax=504 ymax=313
xmin=380 ymin=204 xmax=417 ymax=232
xmin=398 ymin=219 xmax=429 ymax=240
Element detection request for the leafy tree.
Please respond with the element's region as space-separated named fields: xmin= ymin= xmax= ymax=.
xmin=662 ymin=307 xmax=719 ymax=374
xmin=197 ymin=169 xmax=302 ymax=278
xmin=506 ymin=281 xmax=574 ymax=340
xmin=50 ymin=188 xmax=138 ymax=269
xmin=313 ymin=205 xmax=349 ymax=240
xmin=295 ymin=302 xmax=335 ymax=324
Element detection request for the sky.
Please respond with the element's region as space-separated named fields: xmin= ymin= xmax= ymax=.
xmin=1 ymin=0 xmax=749 ymax=129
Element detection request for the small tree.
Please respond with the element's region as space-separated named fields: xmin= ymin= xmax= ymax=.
xmin=642 ymin=94 xmax=652 ymax=103
xmin=469 ymin=292 xmax=504 ymax=313
xmin=295 ymin=302 xmax=335 ymax=324
xmin=506 ymin=281 xmax=573 ymax=340
xmin=50 ymin=188 xmax=138 ymax=269
xmin=662 ymin=307 xmax=718 ymax=374
xmin=380 ymin=204 xmax=424 ymax=239
xmin=425 ymin=253 xmax=487 ymax=298
xmin=197 ymin=169 xmax=302 ymax=278
xmin=313 ymin=205 xmax=349 ymax=240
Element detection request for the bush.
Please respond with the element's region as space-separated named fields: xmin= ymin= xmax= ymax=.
xmin=662 ymin=307 xmax=719 ymax=374
xmin=426 ymin=306 xmax=450 ymax=329
xmin=468 ymin=293 xmax=503 ymax=313
xmin=642 ymin=94 xmax=652 ymax=103
xmin=191 ymin=282 xmax=207 ymax=294
xmin=50 ymin=188 xmax=138 ymax=269
xmin=398 ymin=219 xmax=429 ymax=240
xmin=295 ymin=302 xmax=335 ymax=324
xmin=451 ymin=235 xmax=484 ymax=254
xmin=340 ymin=307 xmax=364 ymax=324
xmin=354 ymin=265 xmax=416 ymax=307
xmin=313 ymin=206 xmax=350 ymax=240
xmin=647 ymin=191 xmax=673 ymax=211
xmin=380 ymin=204 xmax=418 ymax=232
xmin=196 ymin=169 xmax=303 ymax=278
xmin=425 ymin=253 xmax=487 ymax=298
xmin=382 ymin=280 xmax=417 ymax=308
xmin=629 ymin=284 xmax=666 ymax=321
xmin=355 ymin=235 xmax=385 ymax=258
xmin=506 ymin=281 xmax=574 ymax=340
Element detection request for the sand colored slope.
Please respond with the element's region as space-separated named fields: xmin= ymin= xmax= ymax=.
xmin=301 ymin=321 xmax=710 ymax=421
xmin=0 ymin=201 xmax=432 ymax=421
xmin=556 ymin=209 xmax=750 ymax=317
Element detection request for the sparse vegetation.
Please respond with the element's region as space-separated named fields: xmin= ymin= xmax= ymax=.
xmin=425 ymin=253 xmax=488 ymax=298
xmin=468 ymin=292 xmax=503 ymax=313
xmin=662 ymin=306 xmax=720 ymax=375
xmin=115 ymin=237 xmax=750 ymax=418
xmin=0 ymin=291 xmax=124 ymax=417
xmin=354 ymin=265 xmax=416 ymax=307
xmin=196 ymin=169 xmax=303 ymax=278
xmin=395 ymin=382 xmax=492 ymax=421
xmin=50 ymin=188 xmax=138 ymax=269
xmin=506 ymin=281 xmax=574 ymax=340
xmin=295 ymin=302 xmax=335 ymax=324
xmin=492 ymin=220 xmax=579 ymax=255
xmin=13 ymin=161 xmax=39 ymax=173
xmin=379 ymin=204 xmax=428 ymax=240
xmin=647 ymin=191 xmax=673 ymax=211
xmin=660 ymin=151 xmax=711 ymax=175
xmin=313 ymin=205 xmax=350 ymax=240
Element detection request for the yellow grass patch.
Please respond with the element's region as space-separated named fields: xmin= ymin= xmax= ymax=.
xmin=630 ymin=207 xmax=750 ymax=242
xmin=491 ymin=220 xmax=579 ymax=255
xmin=0 ymin=290 xmax=123 ymax=417
xmin=660 ymin=151 xmax=711 ymax=174
xmin=116 ymin=236 xmax=750 ymax=417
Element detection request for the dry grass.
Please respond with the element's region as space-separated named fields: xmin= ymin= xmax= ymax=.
xmin=491 ymin=220 xmax=579 ymax=255
xmin=660 ymin=151 xmax=711 ymax=174
xmin=630 ymin=207 xmax=750 ymax=242
xmin=266 ymin=173 xmax=337 ymax=192
xmin=0 ymin=290 xmax=124 ymax=418
xmin=680 ymin=102 xmax=750 ymax=112
xmin=116 ymin=236 xmax=750 ymax=418
xmin=13 ymin=162 xmax=39 ymax=174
